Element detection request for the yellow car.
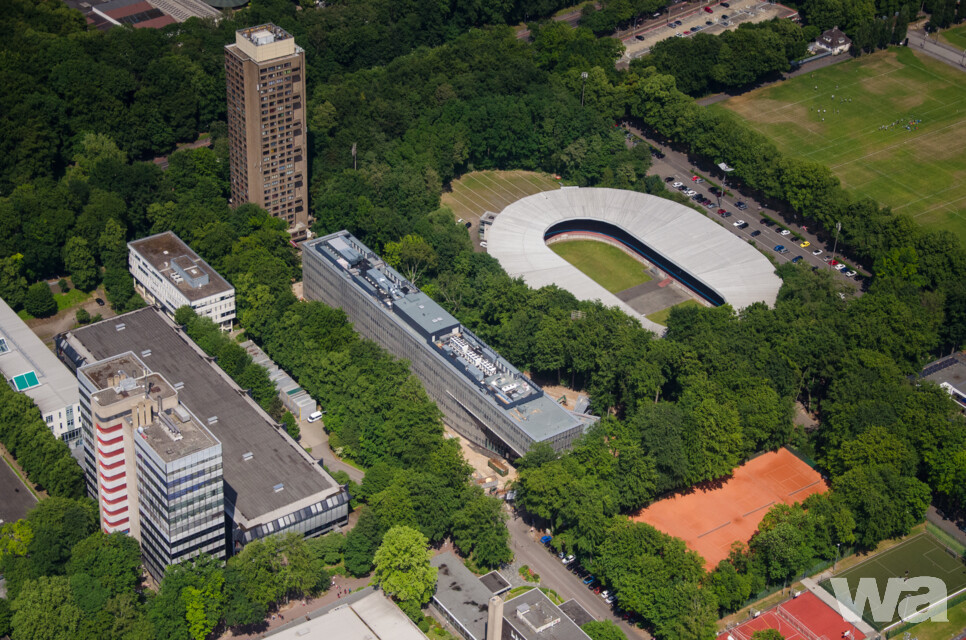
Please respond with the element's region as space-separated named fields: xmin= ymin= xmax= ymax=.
xmin=800 ymin=241 xmax=810 ymax=248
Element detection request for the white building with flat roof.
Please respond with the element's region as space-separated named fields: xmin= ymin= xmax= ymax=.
xmin=265 ymin=589 xmax=428 ymax=640
xmin=0 ymin=296 xmax=81 ymax=443
xmin=128 ymin=231 xmax=235 ymax=330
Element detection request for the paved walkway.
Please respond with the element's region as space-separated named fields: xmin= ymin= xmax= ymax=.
xmin=299 ymin=418 xmax=364 ymax=484
xmin=221 ymin=574 xmax=372 ymax=639
xmin=800 ymin=577 xmax=877 ymax=636
xmin=909 ymin=29 xmax=966 ymax=73
xmin=926 ymin=505 xmax=966 ymax=547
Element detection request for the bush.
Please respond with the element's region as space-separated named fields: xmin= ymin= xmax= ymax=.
xmin=57 ymin=278 xmax=69 ymax=293
xmin=75 ymin=308 xmax=90 ymax=325
xmin=24 ymin=282 xmax=57 ymax=318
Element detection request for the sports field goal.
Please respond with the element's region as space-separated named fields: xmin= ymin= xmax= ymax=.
xmin=775 ymin=604 xmax=822 ymax=640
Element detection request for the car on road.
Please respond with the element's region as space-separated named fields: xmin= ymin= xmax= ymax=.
xmin=95 ymin=297 xmax=105 ymax=306
xmin=563 ymin=554 xmax=575 ymax=564
xmin=750 ymin=230 xmax=761 ymax=237
xmin=540 ymin=535 xmax=552 ymax=545
xmin=791 ymin=256 xmax=803 ymax=264
xmin=779 ymin=229 xmax=791 ymax=236
xmin=800 ymin=240 xmax=810 ymax=248
xmin=635 ymin=34 xmax=646 ymax=40
xmin=812 ymin=249 xmax=823 ymax=256
xmin=733 ymin=219 xmax=745 ymax=227
xmin=736 ymin=201 xmax=748 ymax=210
xmin=774 ymin=245 xmax=785 ymax=252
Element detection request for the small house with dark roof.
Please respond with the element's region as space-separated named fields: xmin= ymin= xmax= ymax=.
xmin=815 ymin=27 xmax=852 ymax=55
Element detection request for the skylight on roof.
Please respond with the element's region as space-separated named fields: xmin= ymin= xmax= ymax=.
xmin=11 ymin=370 xmax=39 ymax=391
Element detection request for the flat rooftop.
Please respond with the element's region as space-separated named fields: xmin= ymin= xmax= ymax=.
xmin=309 ymin=232 xmax=583 ymax=443
xmin=503 ymin=589 xmax=591 ymax=640
xmin=921 ymin=352 xmax=966 ymax=410
xmin=128 ymin=231 xmax=233 ymax=303
xmin=82 ymin=354 xmax=217 ymax=463
xmin=0 ymin=297 xmax=79 ymax=415
xmin=431 ymin=552 xmax=493 ymax=640
xmin=63 ymin=308 xmax=339 ymax=525
xmin=265 ymin=590 xmax=427 ymax=640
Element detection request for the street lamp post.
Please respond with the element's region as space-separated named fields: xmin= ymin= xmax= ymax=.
xmin=580 ymin=72 xmax=588 ymax=107
xmin=716 ymin=161 xmax=734 ymax=208
xmin=834 ymin=542 xmax=841 ymax=570
xmin=831 ymin=221 xmax=841 ymax=269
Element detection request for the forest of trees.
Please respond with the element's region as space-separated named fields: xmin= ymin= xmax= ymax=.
xmin=1 ymin=0 xmax=965 ymax=639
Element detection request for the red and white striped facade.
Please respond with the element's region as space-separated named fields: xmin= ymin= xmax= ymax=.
xmin=94 ymin=418 xmax=131 ymax=534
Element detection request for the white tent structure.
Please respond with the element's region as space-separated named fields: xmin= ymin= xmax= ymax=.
xmin=486 ymin=188 xmax=782 ymax=335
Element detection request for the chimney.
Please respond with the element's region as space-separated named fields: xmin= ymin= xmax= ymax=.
xmin=486 ymin=595 xmax=504 ymax=640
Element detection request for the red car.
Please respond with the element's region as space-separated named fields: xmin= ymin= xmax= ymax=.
xmin=704 ymin=5 xmax=713 ymax=12
xmin=717 ymin=208 xmax=727 ymax=215
xmin=830 ymin=260 xmax=839 ymax=266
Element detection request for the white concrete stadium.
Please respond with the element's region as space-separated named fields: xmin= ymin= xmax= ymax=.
xmin=486 ymin=188 xmax=783 ymax=334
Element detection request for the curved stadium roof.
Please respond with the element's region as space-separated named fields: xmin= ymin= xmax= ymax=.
xmin=486 ymin=188 xmax=782 ymax=334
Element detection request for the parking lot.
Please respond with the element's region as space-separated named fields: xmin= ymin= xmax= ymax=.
xmin=624 ymin=124 xmax=865 ymax=289
xmin=619 ymin=0 xmax=799 ymax=63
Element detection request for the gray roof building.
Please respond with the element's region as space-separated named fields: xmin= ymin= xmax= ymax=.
xmin=920 ymin=352 xmax=966 ymax=411
xmin=302 ymin=232 xmax=596 ymax=460
xmin=56 ymin=308 xmax=348 ymax=551
xmin=429 ymin=552 xmax=590 ymax=640
xmin=0 ymin=296 xmax=81 ymax=442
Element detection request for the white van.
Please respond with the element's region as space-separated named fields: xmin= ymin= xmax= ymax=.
xmin=307 ymin=411 xmax=323 ymax=423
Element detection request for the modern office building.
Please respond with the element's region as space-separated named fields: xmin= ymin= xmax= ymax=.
xmin=920 ymin=352 xmax=966 ymax=412
xmin=77 ymin=352 xmax=224 ymax=580
xmin=129 ymin=231 xmax=236 ymax=330
xmin=225 ymin=24 xmax=310 ymax=240
xmin=302 ymin=232 xmax=596 ymax=460
xmin=0 ymin=296 xmax=81 ymax=443
xmin=56 ymin=308 xmax=349 ymax=563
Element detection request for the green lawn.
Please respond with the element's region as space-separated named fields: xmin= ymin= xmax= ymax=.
xmin=940 ymin=24 xmax=966 ymax=50
xmin=645 ymin=299 xmax=703 ymax=326
xmin=897 ymin=597 xmax=966 ymax=640
xmin=550 ymin=240 xmax=652 ymax=294
xmin=715 ymin=47 xmax=966 ymax=246
xmin=55 ymin=288 xmax=90 ymax=311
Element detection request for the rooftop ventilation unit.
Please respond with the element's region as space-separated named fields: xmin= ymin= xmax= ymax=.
xmin=173 ymin=381 xmax=184 ymax=390
xmin=141 ymin=349 xmax=152 ymax=358
xmin=273 ymin=483 xmax=284 ymax=493
xmin=115 ymin=323 xmax=126 ymax=332
xmin=243 ymin=452 xmax=253 ymax=461
xmin=207 ymin=416 xmax=218 ymax=425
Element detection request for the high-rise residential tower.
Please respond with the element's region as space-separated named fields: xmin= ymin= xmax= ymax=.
xmin=225 ymin=24 xmax=310 ymax=241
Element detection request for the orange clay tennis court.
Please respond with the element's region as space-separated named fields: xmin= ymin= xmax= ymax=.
xmin=633 ymin=449 xmax=828 ymax=567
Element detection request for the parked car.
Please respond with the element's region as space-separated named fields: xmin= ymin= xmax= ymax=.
xmin=717 ymin=208 xmax=727 ymax=215
xmin=812 ymin=249 xmax=823 ymax=256
xmin=540 ymin=535 xmax=553 ymax=545
xmin=457 ymin=218 xmax=464 ymax=224
xmin=750 ymin=230 xmax=761 ymax=237
xmin=307 ymin=411 xmax=324 ymax=423
xmin=721 ymin=14 xmax=729 ymax=18
xmin=737 ymin=222 xmax=749 ymax=229
xmin=736 ymin=201 xmax=748 ymax=210
xmin=845 ymin=270 xmax=857 ymax=277
xmin=834 ymin=263 xmax=847 ymax=271
xmin=672 ymin=181 xmax=684 ymax=188
xmin=760 ymin=218 xmax=773 ymax=226
xmin=722 ymin=211 xmax=732 ymax=218
xmin=823 ymin=256 xmax=833 ymax=263
xmin=800 ymin=240 xmax=810 ymax=248
xmin=675 ymin=32 xmax=684 ymax=37
xmin=721 ymin=1 xmax=730 ymax=6
xmin=600 ymin=590 xmax=610 ymax=599
xmin=774 ymin=245 xmax=785 ymax=252
xmin=780 ymin=229 xmax=791 ymax=236
xmin=95 ymin=297 xmax=105 ymax=306
xmin=605 ymin=595 xmax=616 ymax=604
xmin=674 ymin=20 xmax=683 ymax=25
xmin=733 ymin=219 xmax=745 ymax=227
xmin=791 ymin=256 xmax=803 ymax=264
xmin=635 ymin=34 xmax=646 ymax=40
xmin=480 ymin=241 xmax=488 ymax=248
xmin=583 ymin=575 xmax=595 ymax=585
xmin=704 ymin=5 xmax=713 ymax=11
xmin=665 ymin=176 xmax=676 ymax=182
xmin=706 ymin=20 xmax=713 ymax=25
xmin=692 ymin=25 xmax=702 ymax=30
xmin=563 ymin=554 xmax=575 ymax=564
xmin=721 ymin=20 xmax=730 ymax=25
xmin=780 ymin=248 xmax=790 ymax=254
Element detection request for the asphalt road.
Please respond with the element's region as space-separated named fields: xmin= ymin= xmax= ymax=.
xmin=909 ymin=28 xmax=966 ymax=73
xmin=624 ymin=124 xmax=864 ymax=291
xmin=506 ymin=513 xmax=650 ymax=639
xmin=0 ymin=457 xmax=38 ymax=525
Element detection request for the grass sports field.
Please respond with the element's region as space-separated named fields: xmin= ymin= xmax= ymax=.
xmin=441 ymin=170 xmax=560 ymax=225
xmin=825 ymin=533 xmax=966 ymax=629
xmin=940 ymin=25 xmax=966 ymax=50
xmin=899 ymin=597 xmax=966 ymax=640
xmin=715 ymin=48 xmax=966 ymax=245
xmin=645 ymin=299 xmax=702 ymax=326
xmin=549 ymin=240 xmax=652 ymax=293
